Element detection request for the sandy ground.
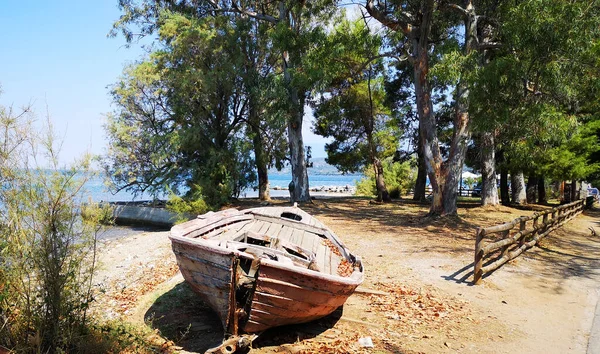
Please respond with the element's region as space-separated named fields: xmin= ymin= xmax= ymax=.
xmin=91 ymin=198 xmax=600 ymax=353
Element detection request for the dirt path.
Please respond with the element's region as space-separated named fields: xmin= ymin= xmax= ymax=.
xmin=92 ymin=199 xmax=600 ymax=353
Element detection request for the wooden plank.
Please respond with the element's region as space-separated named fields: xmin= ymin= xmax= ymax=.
xmin=253 ymin=214 xmax=328 ymax=237
xmin=302 ymin=232 xmax=320 ymax=253
xmin=278 ymin=226 xmax=294 ymax=242
xmin=258 ymin=222 xmax=271 ymax=235
xmin=172 ymin=242 xmax=232 ymax=269
xmin=253 ymin=288 xmax=347 ymax=309
xmin=212 ymin=220 xmax=253 ymax=240
xmin=174 ymin=214 xmax=254 ymax=238
xmin=251 ymin=300 xmax=337 ymax=319
xmin=315 ymin=242 xmax=327 ymax=274
xmin=248 ymin=220 xmax=265 ymax=233
xmin=330 ymin=255 xmax=341 ymax=277
xmin=290 ymin=229 xmax=304 ymax=246
xmin=323 ymin=246 xmax=332 ymax=275
xmin=179 ymin=257 xmax=231 ymax=280
xmin=265 ymin=223 xmax=283 ymax=238
xmin=258 ymin=264 xmax=357 ymax=297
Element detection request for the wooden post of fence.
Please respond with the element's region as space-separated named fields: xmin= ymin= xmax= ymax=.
xmin=542 ymin=213 xmax=548 ymax=233
xmin=474 ymin=227 xmax=485 ymax=284
xmin=501 ymin=230 xmax=510 ymax=258
xmin=518 ymin=218 xmax=526 ymax=247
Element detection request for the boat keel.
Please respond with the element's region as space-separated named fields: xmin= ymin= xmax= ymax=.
xmin=205 ymin=334 xmax=258 ymax=354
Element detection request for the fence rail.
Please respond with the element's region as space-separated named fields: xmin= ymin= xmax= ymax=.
xmin=473 ymin=199 xmax=585 ymax=284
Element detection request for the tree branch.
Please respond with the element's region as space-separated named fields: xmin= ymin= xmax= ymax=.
xmin=477 ymin=42 xmax=502 ymax=50
xmin=365 ymin=0 xmax=414 ymax=36
xmin=231 ymin=2 xmax=278 ymax=23
xmin=446 ymin=2 xmax=468 ymax=17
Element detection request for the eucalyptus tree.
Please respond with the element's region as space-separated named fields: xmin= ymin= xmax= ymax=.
xmin=205 ymin=0 xmax=338 ymax=202
xmin=237 ymin=18 xmax=287 ymax=200
xmin=470 ymin=0 xmax=600 ymax=204
xmin=311 ymin=18 xmax=402 ymax=202
xmin=366 ymin=0 xmax=493 ymax=215
xmin=112 ymin=0 xmax=338 ymax=203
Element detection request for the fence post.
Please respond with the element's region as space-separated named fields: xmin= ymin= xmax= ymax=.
xmin=474 ymin=227 xmax=485 ymax=284
xmin=518 ymin=218 xmax=527 ymax=247
xmin=501 ymin=230 xmax=510 ymax=258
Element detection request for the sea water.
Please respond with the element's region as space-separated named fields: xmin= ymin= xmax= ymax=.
xmin=84 ymin=173 xmax=363 ymax=202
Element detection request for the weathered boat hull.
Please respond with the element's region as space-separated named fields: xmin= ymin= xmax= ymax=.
xmin=169 ymin=206 xmax=364 ymax=335
xmin=244 ymin=259 xmax=361 ymax=332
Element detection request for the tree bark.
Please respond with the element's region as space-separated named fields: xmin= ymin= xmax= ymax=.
xmin=414 ymin=41 xmax=444 ymax=214
xmin=481 ymin=131 xmax=499 ymax=206
xmin=537 ymin=176 xmax=547 ymax=204
xmin=571 ymin=180 xmax=578 ymax=201
xmin=286 ymin=99 xmax=310 ymax=202
xmin=367 ymin=0 xmax=476 ymax=216
xmin=511 ymin=171 xmax=527 ymax=205
xmin=526 ymin=175 xmax=538 ymax=204
xmin=373 ymin=158 xmax=391 ymax=202
xmin=497 ymin=150 xmax=510 ymax=205
xmin=413 ymin=136 xmax=427 ymax=202
xmin=439 ymin=3 xmax=478 ymax=215
xmin=279 ymin=2 xmax=310 ymax=202
xmin=500 ymin=169 xmax=510 ymax=205
xmin=251 ymin=122 xmax=270 ymax=201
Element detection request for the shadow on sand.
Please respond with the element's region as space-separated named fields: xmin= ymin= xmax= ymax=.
xmin=144 ymin=281 xmax=350 ymax=352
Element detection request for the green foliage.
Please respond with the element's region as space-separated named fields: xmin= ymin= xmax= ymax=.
xmin=356 ymin=160 xmax=416 ymax=199
xmin=462 ymin=177 xmax=481 ymax=190
xmin=313 ymin=18 xmax=401 ymax=177
xmin=105 ymin=13 xmax=259 ymax=209
xmin=0 ymin=104 xmax=101 ymax=353
xmin=166 ymin=186 xmax=209 ymax=223
xmin=465 ymin=0 xmax=600 ymax=184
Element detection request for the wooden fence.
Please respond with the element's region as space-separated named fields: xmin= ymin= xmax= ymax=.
xmin=473 ymin=199 xmax=585 ymax=284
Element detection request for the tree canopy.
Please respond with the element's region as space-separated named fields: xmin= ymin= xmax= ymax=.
xmin=104 ymin=0 xmax=600 ymax=212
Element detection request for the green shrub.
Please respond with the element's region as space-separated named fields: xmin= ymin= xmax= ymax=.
xmin=355 ymin=159 xmax=416 ymax=199
xmin=0 ymin=106 xmax=103 ymax=353
xmin=166 ymin=185 xmax=210 ymax=223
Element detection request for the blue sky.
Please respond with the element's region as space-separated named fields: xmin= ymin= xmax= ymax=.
xmin=0 ymin=1 xmax=328 ymax=167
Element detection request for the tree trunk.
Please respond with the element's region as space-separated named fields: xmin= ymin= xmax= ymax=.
xmin=500 ymin=170 xmax=510 ymax=205
xmin=498 ymin=150 xmax=510 ymax=205
xmin=256 ymin=151 xmax=270 ymax=201
xmin=413 ymin=136 xmax=427 ymax=202
xmin=414 ymin=42 xmax=444 ymax=214
xmin=481 ymin=131 xmax=499 ymax=206
xmin=366 ymin=67 xmax=390 ymax=203
xmin=526 ymin=175 xmax=538 ymax=204
xmin=249 ymin=103 xmax=270 ymax=201
xmin=373 ymin=158 xmax=391 ymax=202
xmin=439 ymin=5 xmax=477 ymax=215
xmin=281 ymin=59 xmax=310 ymax=202
xmin=537 ymin=176 xmax=547 ymax=204
xmin=279 ymin=2 xmax=310 ymax=203
xmin=286 ymin=106 xmax=310 ymax=202
xmin=571 ymin=180 xmax=578 ymax=201
xmin=511 ymin=171 xmax=527 ymax=205
xmin=368 ymin=0 xmax=474 ymax=216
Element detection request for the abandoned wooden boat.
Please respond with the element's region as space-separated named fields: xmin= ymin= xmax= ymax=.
xmin=169 ymin=205 xmax=364 ymax=339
